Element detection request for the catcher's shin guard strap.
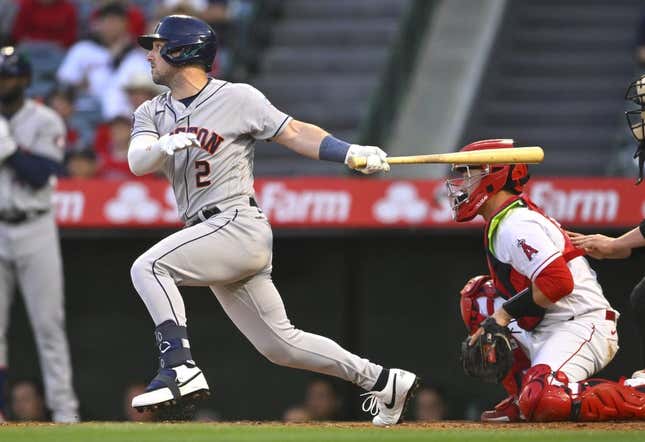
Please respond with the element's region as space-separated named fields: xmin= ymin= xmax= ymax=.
xmin=502 ymin=287 xmax=544 ymax=318
xmin=146 ymin=368 xmax=181 ymax=398
xmin=155 ymin=320 xmax=194 ymax=368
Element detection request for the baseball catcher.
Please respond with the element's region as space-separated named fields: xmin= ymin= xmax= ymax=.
xmin=449 ymin=139 xmax=645 ymax=422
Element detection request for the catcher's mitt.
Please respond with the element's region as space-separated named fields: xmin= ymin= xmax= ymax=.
xmin=461 ymin=317 xmax=514 ymax=383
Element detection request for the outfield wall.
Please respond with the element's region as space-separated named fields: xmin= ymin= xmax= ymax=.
xmin=7 ymin=233 xmax=643 ymax=421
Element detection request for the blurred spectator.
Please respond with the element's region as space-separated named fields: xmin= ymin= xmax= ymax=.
xmin=413 ymin=386 xmax=446 ymax=422
xmin=123 ymin=383 xmax=155 ymax=421
xmin=65 ymin=149 xmax=97 ymax=179
xmin=89 ymin=0 xmax=146 ymax=39
xmin=193 ymin=407 xmax=221 ymax=422
xmin=56 ymin=1 xmax=149 ymax=120
xmin=0 ymin=1 xmax=19 ymax=46
xmin=11 ymin=0 xmax=78 ymax=48
xmin=284 ymin=379 xmax=340 ymax=422
xmin=94 ymin=115 xmax=134 ymax=179
xmin=283 ymin=406 xmax=311 ymax=423
xmin=9 ymin=379 xmax=48 ymax=422
xmin=124 ymin=72 xmax=166 ymax=111
xmin=46 ymin=86 xmax=89 ymax=152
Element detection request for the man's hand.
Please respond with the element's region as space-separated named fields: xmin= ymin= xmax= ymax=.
xmin=345 ymin=144 xmax=390 ymax=174
xmin=567 ymin=231 xmax=631 ymax=259
xmin=0 ymin=116 xmax=17 ymax=162
xmin=469 ymin=308 xmax=512 ymax=346
xmin=153 ymin=132 xmax=200 ymax=156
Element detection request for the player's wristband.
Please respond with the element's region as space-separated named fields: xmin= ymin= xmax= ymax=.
xmin=502 ymin=287 xmax=545 ymax=318
xmin=319 ymin=135 xmax=350 ymax=163
xmin=639 ymin=219 xmax=645 ymax=239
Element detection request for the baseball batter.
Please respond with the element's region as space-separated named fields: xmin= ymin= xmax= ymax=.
xmin=448 ymin=139 xmax=645 ymax=422
xmin=0 ymin=47 xmax=78 ymax=422
xmin=127 ymin=15 xmax=418 ymax=426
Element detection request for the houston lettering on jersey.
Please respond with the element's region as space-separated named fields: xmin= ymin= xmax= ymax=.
xmin=173 ymin=126 xmax=224 ymax=155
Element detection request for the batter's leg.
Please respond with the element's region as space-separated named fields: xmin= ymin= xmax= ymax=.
xmin=211 ymin=271 xmax=382 ymax=390
xmin=0 ymin=257 xmax=16 ymax=418
xmin=210 ymin=272 xmax=420 ymax=425
xmin=15 ymin=218 xmax=79 ymax=422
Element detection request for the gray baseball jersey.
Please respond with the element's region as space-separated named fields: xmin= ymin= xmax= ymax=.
xmin=131 ymin=79 xmax=291 ymax=222
xmin=0 ymin=99 xmax=65 ymax=211
xmin=129 ymin=79 xmax=385 ymax=393
xmin=0 ymin=99 xmax=78 ymax=421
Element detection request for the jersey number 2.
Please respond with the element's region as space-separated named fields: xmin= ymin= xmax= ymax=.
xmin=195 ymin=160 xmax=211 ymax=188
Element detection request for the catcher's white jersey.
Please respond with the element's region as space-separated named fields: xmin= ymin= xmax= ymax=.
xmin=131 ymin=79 xmax=291 ymax=222
xmin=486 ymin=202 xmax=618 ymax=381
xmin=492 ymin=205 xmax=614 ymax=328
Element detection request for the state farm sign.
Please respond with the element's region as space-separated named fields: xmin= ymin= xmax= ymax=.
xmin=53 ymin=177 xmax=644 ymax=229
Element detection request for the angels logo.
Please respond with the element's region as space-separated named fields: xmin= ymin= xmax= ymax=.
xmin=516 ymin=239 xmax=538 ymax=261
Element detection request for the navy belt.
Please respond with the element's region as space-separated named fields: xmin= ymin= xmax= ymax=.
xmin=187 ymin=197 xmax=258 ymax=227
xmin=0 ymin=209 xmax=48 ymax=224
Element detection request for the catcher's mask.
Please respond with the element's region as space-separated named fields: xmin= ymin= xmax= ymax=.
xmin=445 ymin=139 xmax=529 ymax=222
xmin=625 ymin=75 xmax=645 ymax=185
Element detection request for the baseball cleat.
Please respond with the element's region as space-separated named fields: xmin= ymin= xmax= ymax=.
xmin=361 ymin=368 xmax=420 ymax=426
xmin=481 ymin=396 xmax=523 ymax=422
xmin=132 ymin=364 xmax=209 ymax=412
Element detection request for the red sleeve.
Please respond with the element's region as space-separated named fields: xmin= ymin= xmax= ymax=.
xmin=534 ymin=256 xmax=574 ymax=303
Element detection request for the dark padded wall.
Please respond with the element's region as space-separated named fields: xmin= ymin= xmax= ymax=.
xmin=7 ymin=233 xmax=643 ymax=420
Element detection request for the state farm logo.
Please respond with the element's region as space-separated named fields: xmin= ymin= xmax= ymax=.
xmin=105 ymin=182 xmax=162 ymax=223
xmin=373 ymin=182 xmax=428 ymax=223
xmin=53 ymin=191 xmax=84 ymax=222
xmin=258 ymin=182 xmax=351 ymax=223
xmin=530 ymin=182 xmax=619 ymax=222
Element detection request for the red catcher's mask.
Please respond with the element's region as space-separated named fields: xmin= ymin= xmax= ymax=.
xmin=445 ymin=139 xmax=530 ymax=222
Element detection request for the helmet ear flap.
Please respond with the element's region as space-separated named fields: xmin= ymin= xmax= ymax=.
xmin=503 ymin=164 xmax=529 ymax=193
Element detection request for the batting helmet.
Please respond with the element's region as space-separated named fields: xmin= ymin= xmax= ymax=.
xmin=446 ymin=139 xmax=530 ymax=222
xmin=138 ymin=15 xmax=217 ymax=71
xmin=0 ymin=46 xmax=31 ymax=79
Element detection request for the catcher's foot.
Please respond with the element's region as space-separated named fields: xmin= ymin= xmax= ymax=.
xmin=481 ymin=396 xmax=523 ymax=422
xmin=132 ymin=364 xmax=209 ymax=412
xmin=361 ymin=368 xmax=420 ymax=426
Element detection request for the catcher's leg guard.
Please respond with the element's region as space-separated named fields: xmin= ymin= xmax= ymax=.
xmin=518 ymin=364 xmax=572 ymax=422
xmin=576 ymin=380 xmax=645 ymax=421
xmin=481 ymin=395 xmax=522 ymax=422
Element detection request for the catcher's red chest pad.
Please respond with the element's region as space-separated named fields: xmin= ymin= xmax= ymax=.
xmin=459 ymin=275 xmax=498 ymax=334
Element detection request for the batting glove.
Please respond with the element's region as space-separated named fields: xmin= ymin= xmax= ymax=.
xmin=0 ymin=116 xmax=17 ymax=163
xmin=154 ymin=132 xmax=200 ymax=156
xmin=345 ymin=144 xmax=390 ymax=174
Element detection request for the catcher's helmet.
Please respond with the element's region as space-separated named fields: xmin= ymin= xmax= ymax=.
xmin=138 ymin=15 xmax=217 ymax=71
xmin=0 ymin=46 xmax=31 ymax=79
xmin=446 ymin=139 xmax=530 ymax=222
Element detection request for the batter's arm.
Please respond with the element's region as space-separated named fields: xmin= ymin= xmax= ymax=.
xmin=272 ymin=119 xmax=328 ymax=160
xmin=128 ymin=134 xmax=166 ymax=176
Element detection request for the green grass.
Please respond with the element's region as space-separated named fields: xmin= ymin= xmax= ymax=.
xmin=0 ymin=422 xmax=642 ymax=442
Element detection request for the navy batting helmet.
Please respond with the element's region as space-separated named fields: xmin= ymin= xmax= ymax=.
xmin=0 ymin=46 xmax=31 ymax=79
xmin=138 ymin=15 xmax=217 ymax=71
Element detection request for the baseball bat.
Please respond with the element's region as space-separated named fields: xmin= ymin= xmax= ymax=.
xmin=347 ymin=146 xmax=544 ymax=169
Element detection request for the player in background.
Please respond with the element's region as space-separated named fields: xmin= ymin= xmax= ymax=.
xmin=568 ymin=74 xmax=645 ymax=379
xmin=0 ymin=47 xmax=79 ymax=422
xmin=127 ymin=15 xmax=418 ymax=426
xmin=447 ymin=139 xmax=645 ymax=422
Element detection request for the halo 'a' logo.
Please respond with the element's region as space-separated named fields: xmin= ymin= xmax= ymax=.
xmin=516 ymin=239 xmax=538 ymax=261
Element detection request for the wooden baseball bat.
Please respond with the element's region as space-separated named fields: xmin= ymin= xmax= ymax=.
xmin=347 ymin=146 xmax=544 ymax=169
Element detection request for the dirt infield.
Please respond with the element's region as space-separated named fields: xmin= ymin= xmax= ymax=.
xmin=3 ymin=420 xmax=645 ymax=430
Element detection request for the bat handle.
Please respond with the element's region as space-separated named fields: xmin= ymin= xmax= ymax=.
xmin=347 ymin=156 xmax=368 ymax=169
